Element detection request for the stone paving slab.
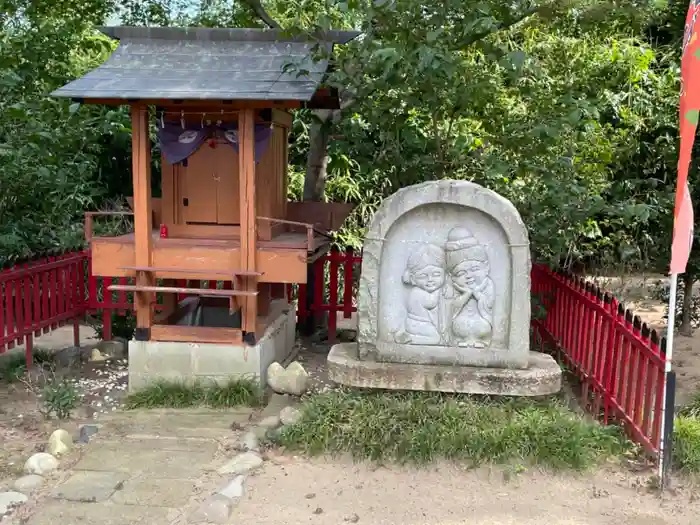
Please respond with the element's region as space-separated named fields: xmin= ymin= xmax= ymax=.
xmin=111 ymin=477 xmax=197 ymax=508
xmin=99 ymin=436 xmax=220 ymax=453
xmin=73 ymin=442 xmax=218 ymax=478
xmin=51 ymin=471 xmax=128 ymax=503
xmin=25 ymin=501 xmax=179 ymax=525
xmin=95 ymin=410 xmax=252 ymax=439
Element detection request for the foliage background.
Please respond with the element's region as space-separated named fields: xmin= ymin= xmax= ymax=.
xmin=0 ymin=0 xmax=692 ymax=282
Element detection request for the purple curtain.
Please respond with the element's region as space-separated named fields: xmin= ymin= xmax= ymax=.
xmin=158 ymin=122 xmax=208 ymax=165
xmin=221 ymin=122 xmax=273 ymax=163
xmin=158 ymin=121 xmax=273 ymax=165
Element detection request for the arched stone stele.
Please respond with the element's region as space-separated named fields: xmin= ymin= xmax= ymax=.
xmin=357 ymin=180 xmax=531 ymax=369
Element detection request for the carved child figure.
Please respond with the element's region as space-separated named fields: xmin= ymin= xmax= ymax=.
xmin=394 ymin=243 xmax=446 ymax=345
xmin=444 ymin=227 xmax=495 ymax=348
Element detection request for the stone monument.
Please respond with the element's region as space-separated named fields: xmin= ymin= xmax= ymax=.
xmin=327 ymin=180 xmax=561 ymax=395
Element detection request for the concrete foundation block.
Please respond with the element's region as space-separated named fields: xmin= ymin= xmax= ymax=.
xmin=128 ymin=304 xmax=295 ymax=392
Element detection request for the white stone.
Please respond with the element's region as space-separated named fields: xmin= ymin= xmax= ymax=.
xmin=236 ymin=430 xmax=260 ymax=452
xmin=218 ymin=475 xmax=245 ymax=499
xmin=0 ymin=491 xmax=28 ymax=515
xmin=47 ymin=429 xmax=73 ymax=457
xmin=24 ymin=453 xmax=58 ymax=475
xmin=12 ymin=475 xmax=44 ymax=495
xmin=357 ymin=180 xmax=531 ymax=369
xmin=189 ymin=494 xmax=233 ymax=524
xmin=217 ymin=451 xmax=263 ymax=475
xmin=267 ymin=361 xmax=309 ymax=396
xmin=279 ymin=406 xmax=302 ymax=426
xmin=90 ymin=348 xmax=108 ymax=362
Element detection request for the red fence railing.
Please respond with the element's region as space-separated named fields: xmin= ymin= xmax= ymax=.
xmin=0 ymin=247 xmax=670 ymax=458
xmin=0 ymin=252 xmax=88 ymax=360
xmin=531 ymin=265 xmax=666 ymax=456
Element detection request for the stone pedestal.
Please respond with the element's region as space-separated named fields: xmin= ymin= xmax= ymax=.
xmin=328 ymin=343 xmax=562 ymax=396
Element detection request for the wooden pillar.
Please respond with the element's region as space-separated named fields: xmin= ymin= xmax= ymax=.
xmin=131 ymin=104 xmax=154 ymax=339
xmin=239 ymin=108 xmax=258 ymax=343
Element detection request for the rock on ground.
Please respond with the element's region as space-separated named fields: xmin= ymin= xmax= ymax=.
xmin=12 ymin=475 xmax=44 ymax=495
xmin=236 ymin=430 xmax=260 ymax=452
xmin=257 ymin=415 xmax=281 ymax=429
xmin=77 ymin=424 xmax=99 ymax=444
xmin=24 ymin=453 xmax=59 ymax=475
xmin=279 ymin=406 xmax=302 ymax=426
xmin=218 ymin=475 xmax=245 ymax=499
xmin=47 ymin=429 xmax=73 ymax=457
xmin=267 ymin=361 xmax=309 ymax=396
xmin=0 ymin=491 xmax=28 ymax=516
xmin=189 ymin=494 xmax=234 ymax=524
xmin=218 ymin=451 xmax=264 ymax=475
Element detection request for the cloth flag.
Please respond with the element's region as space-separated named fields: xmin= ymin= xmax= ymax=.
xmin=671 ymin=0 xmax=700 ymax=274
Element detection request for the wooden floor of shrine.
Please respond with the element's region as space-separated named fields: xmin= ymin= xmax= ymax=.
xmin=89 ymin=230 xmax=329 ymax=282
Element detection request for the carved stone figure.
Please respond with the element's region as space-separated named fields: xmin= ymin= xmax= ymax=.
xmin=394 ymin=243 xmax=446 ymax=345
xmin=444 ymin=227 xmax=494 ymax=348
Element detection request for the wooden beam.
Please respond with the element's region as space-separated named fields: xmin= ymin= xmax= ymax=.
xmin=107 ymin=284 xmax=258 ymax=297
xmin=77 ymin=99 xmax=302 ymax=109
xmin=131 ymin=104 xmax=154 ymax=335
xmin=239 ymin=108 xmax=258 ymax=341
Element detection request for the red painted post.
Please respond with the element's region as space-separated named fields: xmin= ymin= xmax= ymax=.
xmin=41 ymin=267 xmax=49 ymax=334
xmin=651 ymin=333 xmax=665 ymax=449
xmin=342 ymin=247 xmax=354 ymax=319
xmin=32 ymin=270 xmax=41 ymax=337
xmin=0 ymin=275 xmax=5 ymax=354
xmin=328 ymin=248 xmax=339 ymax=342
xmin=5 ymin=278 xmax=15 ymax=350
xmin=117 ymin=277 xmax=128 ymax=314
xmin=314 ymin=256 xmax=325 ymax=316
xmin=103 ymin=277 xmax=113 ymax=341
xmin=49 ymin=256 xmax=58 ymax=330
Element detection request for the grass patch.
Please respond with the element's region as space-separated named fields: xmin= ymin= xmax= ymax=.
xmin=124 ymin=378 xmax=263 ymax=409
xmin=673 ymin=416 xmax=700 ymax=473
xmin=277 ymin=389 xmax=629 ymax=470
xmin=0 ymin=349 xmax=55 ymax=383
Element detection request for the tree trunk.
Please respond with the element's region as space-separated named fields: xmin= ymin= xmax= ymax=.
xmin=679 ymin=273 xmax=695 ymax=336
xmin=303 ymin=110 xmax=333 ymax=202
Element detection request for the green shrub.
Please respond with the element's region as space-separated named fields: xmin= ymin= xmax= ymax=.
xmin=673 ymin=416 xmax=700 ymax=473
xmin=42 ymin=379 xmax=79 ymax=419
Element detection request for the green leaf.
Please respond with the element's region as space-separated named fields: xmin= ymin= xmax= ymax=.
xmin=685 ymin=109 xmax=700 ymax=126
xmin=69 ymin=102 xmax=81 ymax=114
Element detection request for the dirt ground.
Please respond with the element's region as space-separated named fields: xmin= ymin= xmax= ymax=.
xmin=0 ymin=354 xmax=129 ymax=492
xmin=238 ymin=457 xmax=700 ymax=525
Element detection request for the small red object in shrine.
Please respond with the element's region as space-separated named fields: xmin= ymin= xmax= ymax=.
xmin=160 ymin=223 xmax=168 ymax=238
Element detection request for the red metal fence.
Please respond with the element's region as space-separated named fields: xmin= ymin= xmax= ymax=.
xmin=1 ymin=248 xmax=669 ymax=458
xmin=0 ymin=252 xmax=88 ymax=360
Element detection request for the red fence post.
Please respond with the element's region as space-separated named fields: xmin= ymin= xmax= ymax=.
xmin=102 ymin=277 xmax=113 ymax=341
xmin=327 ymin=248 xmax=339 ymax=342
xmin=342 ymin=247 xmax=354 ymax=320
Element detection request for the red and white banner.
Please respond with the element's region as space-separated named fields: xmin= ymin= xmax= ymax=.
xmin=671 ymin=0 xmax=700 ymax=274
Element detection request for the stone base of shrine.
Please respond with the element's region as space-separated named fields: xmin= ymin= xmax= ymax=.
xmin=327 ymin=343 xmax=562 ymax=396
xmin=128 ymin=305 xmax=296 ymax=392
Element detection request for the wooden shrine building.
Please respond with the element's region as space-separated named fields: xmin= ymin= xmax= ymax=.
xmin=52 ymin=27 xmax=357 ymax=387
